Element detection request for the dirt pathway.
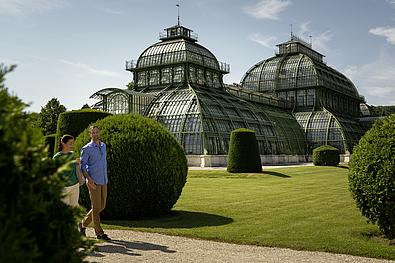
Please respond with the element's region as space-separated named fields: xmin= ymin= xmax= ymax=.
xmin=85 ymin=229 xmax=394 ymax=263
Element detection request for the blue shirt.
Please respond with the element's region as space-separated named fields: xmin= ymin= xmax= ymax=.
xmin=80 ymin=140 xmax=108 ymax=185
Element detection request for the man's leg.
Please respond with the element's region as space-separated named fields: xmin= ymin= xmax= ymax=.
xmin=82 ymin=184 xmax=104 ymax=236
xmin=100 ymin=184 xmax=107 ymax=212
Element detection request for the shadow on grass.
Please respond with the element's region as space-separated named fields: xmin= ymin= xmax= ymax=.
xmin=105 ymin=210 xmax=233 ymax=229
xmin=337 ymin=165 xmax=349 ymax=169
xmin=262 ymin=171 xmax=291 ymax=178
xmin=358 ymin=230 xmax=395 ymax=246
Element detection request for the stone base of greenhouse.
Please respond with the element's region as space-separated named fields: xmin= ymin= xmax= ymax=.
xmin=187 ymin=154 xmax=351 ymax=167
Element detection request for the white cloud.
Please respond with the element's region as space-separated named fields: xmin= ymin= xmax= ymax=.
xmin=249 ymin=33 xmax=277 ymax=48
xmin=101 ymin=7 xmax=123 ymax=15
xmin=0 ymin=0 xmax=63 ymax=15
xmin=311 ymin=30 xmax=333 ymax=53
xmin=343 ymin=49 xmax=395 ymax=105
xmin=243 ymin=0 xmax=291 ymax=20
xmin=295 ymin=22 xmax=333 ymax=53
xmin=369 ymin=26 xmax=395 ymax=45
xmin=386 ymin=0 xmax=395 ymax=8
xmin=298 ymin=21 xmax=310 ymax=35
xmin=59 ymin=59 xmax=121 ymax=78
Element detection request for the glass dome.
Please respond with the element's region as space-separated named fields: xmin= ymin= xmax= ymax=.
xmin=241 ymin=54 xmax=359 ymax=99
xmin=137 ymin=39 xmax=220 ymax=71
xmin=126 ymin=25 xmax=229 ymax=91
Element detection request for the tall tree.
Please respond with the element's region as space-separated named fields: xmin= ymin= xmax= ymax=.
xmin=38 ymin=98 xmax=66 ymax=135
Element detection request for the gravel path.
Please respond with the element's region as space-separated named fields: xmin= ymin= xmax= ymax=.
xmin=85 ymin=229 xmax=394 ymax=263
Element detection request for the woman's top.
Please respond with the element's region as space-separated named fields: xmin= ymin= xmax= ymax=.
xmin=53 ymin=151 xmax=79 ymax=187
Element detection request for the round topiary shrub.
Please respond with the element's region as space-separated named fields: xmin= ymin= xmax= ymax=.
xmin=312 ymin=145 xmax=340 ymax=166
xmin=44 ymin=133 xmax=56 ymax=157
xmin=227 ymin=128 xmax=262 ymax=173
xmin=349 ymin=114 xmax=395 ymax=239
xmin=56 ymin=109 xmax=112 ymax=152
xmin=74 ymin=114 xmax=188 ymax=219
xmin=0 ymin=66 xmax=93 ymax=263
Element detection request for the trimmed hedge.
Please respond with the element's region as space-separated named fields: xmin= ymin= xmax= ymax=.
xmin=349 ymin=114 xmax=395 ymax=239
xmin=74 ymin=114 xmax=188 ymax=219
xmin=55 ymin=109 xmax=112 ymax=152
xmin=0 ymin=67 xmax=93 ymax=263
xmin=312 ymin=145 xmax=340 ymax=166
xmin=44 ymin=133 xmax=56 ymax=157
xmin=227 ymin=128 xmax=262 ymax=173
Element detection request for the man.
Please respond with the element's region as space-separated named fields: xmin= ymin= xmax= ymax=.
xmin=78 ymin=125 xmax=110 ymax=240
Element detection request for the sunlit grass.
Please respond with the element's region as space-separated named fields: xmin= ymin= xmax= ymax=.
xmin=103 ymin=166 xmax=395 ymax=260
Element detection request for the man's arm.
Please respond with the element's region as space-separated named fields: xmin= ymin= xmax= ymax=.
xmin=80 ymin=147 xmax=97 ymax=189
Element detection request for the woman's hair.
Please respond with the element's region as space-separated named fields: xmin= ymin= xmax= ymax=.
xmin=58 ymin=134 xmax=74 ymax=152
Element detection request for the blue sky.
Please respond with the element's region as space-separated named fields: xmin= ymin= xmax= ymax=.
xmin=2 ymin=0 xmax=395 ymax=112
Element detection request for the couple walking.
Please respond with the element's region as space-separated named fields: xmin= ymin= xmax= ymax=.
xmin=53 ymin=125 xmax=110 ymax=241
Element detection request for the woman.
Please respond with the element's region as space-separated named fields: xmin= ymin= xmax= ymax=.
xmin=53 ymin=134 xmax=80 ymax=207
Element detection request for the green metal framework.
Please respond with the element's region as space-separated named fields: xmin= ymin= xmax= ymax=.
xmin=90 ymin=88 xmax=155 ymax=115
xmin=294 ymin=109 xmax=365 ymax=153
xmin=240 ymin=34 xmax=366 ymax=153
xmin=144 ymin=84 xmax=305 ymax=155
xmin=90 ymin=25 xmax=307 ymax=155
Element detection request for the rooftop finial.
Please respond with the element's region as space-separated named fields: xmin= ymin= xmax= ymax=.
xmin=309 ymin=35 xmax=312 ymax=46
xmin=290 ymin=24 xmax=293 ymax=38
xmin=176 ymin=0 xmax=181 ymax=26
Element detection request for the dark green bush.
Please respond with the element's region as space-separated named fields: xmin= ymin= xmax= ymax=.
xmin=56 ymin=109 xmax=112 ymax=152
xmin=44 ymin=133 xmax=56 ymax=157
xmin=74 ymin=114 xmax=188 ymax=219
xmin=349 ymin=114 xmax=395 ymax=239
xmin=312 ymin=145 xmax=340 ymax=166
xmin=227 ymin=128 xmax=262 ymax=173
xmin=0 ymin=65 xmax=93 ymax=263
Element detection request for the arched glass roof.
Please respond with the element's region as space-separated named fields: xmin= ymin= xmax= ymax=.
xmin=136 ymin=39 xmax=220 ymax=71
xmin=241 ymin=54 xmax=359 ymax=98
xmin=145 ymin=85 xmax=306 ymax=155
xmin=294 ymin=109 xmax=365 ymax=153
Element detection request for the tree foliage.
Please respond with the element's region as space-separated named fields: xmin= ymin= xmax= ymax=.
xmin=0 ymin=64 xmax=94 ymax=262
xmin=39 ymin=98 xmax=66 ymax=135
xmin=368 ymin=105 xmax=395 ymax=117
xmin=349 ymin=114 xmax=395 ymax=239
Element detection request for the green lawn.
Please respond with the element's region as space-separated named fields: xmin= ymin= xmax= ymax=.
xmin=103 ymin=166 xmax=395 ymax=260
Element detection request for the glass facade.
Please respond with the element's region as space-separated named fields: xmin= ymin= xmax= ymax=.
xmin=91 ymin=26 xmax=371 ymax=156
xmin=145 ymin=85 xmax=305 ymax=155
xmin=240 ymin=34 xmax=366 ymax=153
xmin=111 ymin=25 xmax=306 ymax=155
xmin=294 ymin=110 xmax=365 ymax=153
xmin=241 ymin=38 xmax=362 ymax=116
xmin=90 ymin=88 xmax=155 ymax=115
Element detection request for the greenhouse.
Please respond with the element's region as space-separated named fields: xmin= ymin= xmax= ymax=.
xmin=241 ymin=34 xmax=366 ymax=153
xmin=91 ymin=24 xmax=306 ymax=156
xmin=91 ymin=23 xmax=372 ymax=160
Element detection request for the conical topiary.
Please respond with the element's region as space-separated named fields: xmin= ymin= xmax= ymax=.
xmin=227 ymin=128 xmax=262 ymax=173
